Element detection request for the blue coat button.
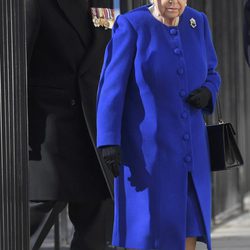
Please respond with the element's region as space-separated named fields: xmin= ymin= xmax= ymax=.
xmin=170 ymin=29 xmax=177 ymax=35
xmin=177 ymin=68 xmax=184 ymax=75
xmin=179 ymin=90 xmax=186 ymax=97
xmin=181 ymin=111 xmax=188 ymax=119
xmin=174 ymin=48 xmax=181 ymax=55
xmin=183 ymin=133 xmax=190 ymax=141
xmin=184 ymin=155 xmax=192 ymax=163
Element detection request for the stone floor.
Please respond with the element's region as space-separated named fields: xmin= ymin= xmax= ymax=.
xmin=41 ymin=195 xmax=250 ymax=250
xmin=207 ymin=195 xmax=250 ymax=250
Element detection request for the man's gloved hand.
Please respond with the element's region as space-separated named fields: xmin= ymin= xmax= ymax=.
xmin=100 ymin=145 xmax=121 ymax=177
xmin=186 ymin=87 xmax=212 ymax=109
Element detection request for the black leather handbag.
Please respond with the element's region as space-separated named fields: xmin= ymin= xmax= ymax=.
xmin=206 ymin=99 xmax=244 ymax=172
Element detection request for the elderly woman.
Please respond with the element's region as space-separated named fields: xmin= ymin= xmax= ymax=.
xmin=97 ymin=0 xmax=221 ymax=250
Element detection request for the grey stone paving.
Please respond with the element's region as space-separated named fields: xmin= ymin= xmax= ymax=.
xmin=205 ymin=195 xmax=250 ymax=250
xmin=41 ymin=195 xmax=250 ymax=250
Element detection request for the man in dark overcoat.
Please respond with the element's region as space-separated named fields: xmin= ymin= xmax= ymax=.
xmin=26 ymin=0 xmax=115 ymax=249
xmin=244 ymin=0 xmax=250 ymax=65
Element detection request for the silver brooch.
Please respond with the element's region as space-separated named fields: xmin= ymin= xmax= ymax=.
xmin=190 ymin=18 xmax=197 ymax=28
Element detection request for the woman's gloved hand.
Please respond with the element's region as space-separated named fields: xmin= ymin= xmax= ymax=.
xmin=186 ymin=87 xmax=212 ymax=109
xmin=100 ymin=145 xmax=121 ymax=177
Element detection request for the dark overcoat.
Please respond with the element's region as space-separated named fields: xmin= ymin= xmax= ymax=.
xmin=97 ymin=5 xmax=221 ymax=250
xmin=27 ymin=0 xmax=114 ymax=201
xmin=244 ymin=0 xmax=250 ymax=65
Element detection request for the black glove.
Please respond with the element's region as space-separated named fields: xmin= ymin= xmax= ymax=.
xmin=186 ymin=87 xmax=212 ymax=109
xmin=100 ymin=145 xmax=121 ymax=177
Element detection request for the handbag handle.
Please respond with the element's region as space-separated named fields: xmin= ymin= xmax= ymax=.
xmin=216 ymin=94 xmax=224 ymax=124
xmin=216 ymin=95 xmax=237 ymax=135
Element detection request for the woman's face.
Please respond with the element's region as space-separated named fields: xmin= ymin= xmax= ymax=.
xmin=154 ymin=0 xmax=187 ymax=20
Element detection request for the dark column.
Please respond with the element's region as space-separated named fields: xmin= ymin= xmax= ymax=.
xmin=208 ymin=0 xmax=247 ymax=221
xmin=189 ymin=0 xmax=250 ymax=222
xmin=0 ymin=0 xmax=29 ymax=249
xmin=120 ymin=0 xmax=150 ymax=13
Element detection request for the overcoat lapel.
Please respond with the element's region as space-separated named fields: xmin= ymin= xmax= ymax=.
xmin=78 ymin=26 xmax=113 ymax=197
xmin=79 ymin=0 xmax=113 ymax=74
xmin=57 ymin=0 xmax=92 ymax=47
xmin=77 ymin=0 xmax=114 ymax=197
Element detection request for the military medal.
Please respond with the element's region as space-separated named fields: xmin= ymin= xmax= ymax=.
xmin=91 ymin=7 xmax=115 ymax=29
xmin=190 ymin=18 xmax=197 ymax=28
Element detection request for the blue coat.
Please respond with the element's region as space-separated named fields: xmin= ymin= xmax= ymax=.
xmin=97 ymin=5 xmax=221 ymax=250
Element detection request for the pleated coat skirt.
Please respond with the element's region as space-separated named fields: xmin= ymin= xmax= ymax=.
xmin=97 ymin=5 xmax=221 ymax=250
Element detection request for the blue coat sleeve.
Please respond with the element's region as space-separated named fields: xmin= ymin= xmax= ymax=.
xmin=96 ymin=15 xmax=136 ymax=147
xmin=201 ymin=13 xmax=221 ymax=114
